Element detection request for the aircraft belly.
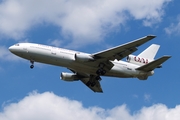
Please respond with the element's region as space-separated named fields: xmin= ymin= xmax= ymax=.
xmin=106 ymin=66 xmax=134 ymax=78
xmin=69 ymin=62 xmax=98 ymax=75
xmin=108 ymin=61 xmax=144 ymax=78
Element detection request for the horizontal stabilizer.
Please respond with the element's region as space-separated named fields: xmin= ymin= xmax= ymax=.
xmin=136 ymin=56 xmax=171 ymax=72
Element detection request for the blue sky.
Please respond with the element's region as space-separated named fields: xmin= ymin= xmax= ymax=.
xmin=0 ymin=0 xmax=180 ymax=119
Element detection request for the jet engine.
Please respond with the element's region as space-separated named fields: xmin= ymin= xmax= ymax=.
xmin=75 ymin=53 xmax=94 ymax=62
xmin=60 ymin=72 xmax=80 ymax=82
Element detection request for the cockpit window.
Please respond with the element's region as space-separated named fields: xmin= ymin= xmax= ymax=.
xmin=15 ymin=44 xmax=20 ymax=46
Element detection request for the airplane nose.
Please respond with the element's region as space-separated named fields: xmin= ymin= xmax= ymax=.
xmin=9 ymin=46 xmax=14 ymax=52
xmin=9 ymin=45 xmax=18 ymax=53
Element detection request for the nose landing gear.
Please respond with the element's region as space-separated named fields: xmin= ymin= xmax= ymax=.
xmin=30 ymin=65 xmax=34 ymax=69
xmin=30 ymin=60 xmax=34 ymax=69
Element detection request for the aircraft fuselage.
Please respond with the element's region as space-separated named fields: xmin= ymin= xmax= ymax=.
xmin=9 ymin=43 xmax=153 ymax=79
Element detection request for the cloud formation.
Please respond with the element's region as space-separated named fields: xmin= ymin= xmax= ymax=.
xmin=0 ymin=46 xmax=20 ymax=61
xmin=165 ymin=15 xmax=180 ymax=35
xmin=0 ymin=91 xmax=180 ymax=120
xmin=144 ymin=93 xmax=151 ymax=102
xmin=0 ymin=0 xmax=171 ymax=46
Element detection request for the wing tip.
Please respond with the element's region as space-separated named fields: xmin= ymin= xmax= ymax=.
xmin=165 ymin=55 xmax=171 ymax=57
xmin=95 ymin=90 xmax=103 ymax=93
xmin=163 ymin=55 xmax=172 ymax=59
xmin=147 ymin=35 xmax=156 ymax=39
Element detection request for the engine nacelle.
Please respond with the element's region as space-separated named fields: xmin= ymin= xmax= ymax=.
xmin=60 ymin=72 xmax=80 ymax=82
xmin=75 ymin=53 xmax=94 ymax=62
xmin=127 ymin=55 xmax=152 ymax=66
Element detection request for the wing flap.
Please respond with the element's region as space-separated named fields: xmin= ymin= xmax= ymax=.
xmin=136 ymin=56 xmax=171 ymax=72
xmin=93 ymin=35 xmax=156 ymax=61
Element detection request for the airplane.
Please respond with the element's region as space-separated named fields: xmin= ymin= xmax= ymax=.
xmin=9 ymin=35 xmax=171 ymax=93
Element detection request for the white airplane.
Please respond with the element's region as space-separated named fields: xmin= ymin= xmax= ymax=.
xmin=9 ymin=35 xmax=171 ymax=93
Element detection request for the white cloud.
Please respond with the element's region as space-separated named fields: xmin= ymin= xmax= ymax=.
xmin=48 ymin=39 xmax=64 ymax=47
xmin=132 ymin=94 xmax=139 ymax=99
xmin=144 ymin=93 xmax=151 ymax=102
xmin=0 ymin=0 xmax=171 ymax=47
xmin=165 ymin=15 xmax=180 ymax=35
xmin=0 ymin=91 xmax=180 ymax=120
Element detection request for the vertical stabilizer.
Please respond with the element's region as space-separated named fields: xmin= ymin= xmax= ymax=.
xmin=138 ymin=44 xmax=160 ymax=60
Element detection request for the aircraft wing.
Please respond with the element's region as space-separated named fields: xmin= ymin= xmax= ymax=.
xmin=69 ymin=69 xmax=103 ymax=93
xmin=80 ymin=76 xmax=103 ymax=93
xmin=136 ymin=56 xmax=171 ymax=72
xmin=92 ymin=35 xmax=156 ymax=61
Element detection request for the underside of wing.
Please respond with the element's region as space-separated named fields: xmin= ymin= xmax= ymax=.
xmin=69 ymin=69 xmax=103 ymax=93
xmin=92 ymin=35 xmax=156 ymax=61
xmin=80 ymin=76 xmax=103 ymax=93
xmin=136 ymin=56 xmax=171 ymax=72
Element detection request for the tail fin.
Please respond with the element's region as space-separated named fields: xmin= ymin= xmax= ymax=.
xmin=138 ymin=44 xmax=160 ymax=60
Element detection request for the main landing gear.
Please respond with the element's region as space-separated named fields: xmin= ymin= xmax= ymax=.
xmin=86 ymin=63 xmax=106 ymax=87
xmin=30 ymin=60 xmax=34 ymax=69
xmin=86 ymin=76 xmax=101 ymax=87
xmin=96 ymin=68 xmax=106 ymax=75
xmin=86 ymin=81 xmax=96 ymax=87
xmin=96 ymin=63 xmax=106 ymax=75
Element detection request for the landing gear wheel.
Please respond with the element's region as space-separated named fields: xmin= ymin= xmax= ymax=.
xmin=30 ymin=65 xmax=34 ymax=69
xmin=91 ymin=82 xmax=96 ymax=87
xmin=101 ymin=70 xmax=106 ymax=75
xmin=96 ymin=76 xmax=101 ymax=81
xmin=96 ymin=69 xmax=102 ymax=75
xmin=96 ymin=69 xmax=106 ymax=75
xmin=99 ymin=63 xmax=105 ymax=68
xmin=96 ymin=63 xmax=106 ymax=75
xmin=30 ymin=60 xmax=34 ymax=69
xmin=86 ymin=81 xmax=96 ymax=87
xmin=86 ymin=81 xmax=91 ymax=86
